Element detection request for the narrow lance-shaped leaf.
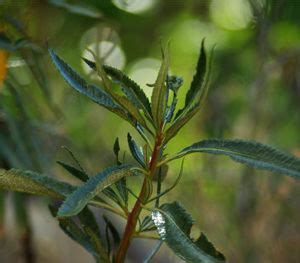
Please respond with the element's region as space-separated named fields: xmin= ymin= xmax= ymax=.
xmin=78 ymin=207 xmax=102 ymax=239
xmin=164 ymin=103 xmax=200 ymax=144
xmin=151 ymin=43 xmax=170 ymax=127
xmin=57 ymin=164 xmax=136 ymax=217
xmin=83 ymin=53 xmax=149 ymax=130
xmin=152 ymin=202 xmax=225 ymax=263
xmin=165 ymin=47 xmax=214 ymax=144
xmin=49 ymin=206 xmax=98 ymax=257
xmin=49 ymin=206 xmax=110 ymax=262
xmin=168 ymin=139 xmax=300 ymax=178
xmin=103 ymin=214 xmax=121 ymax=247
xmin=127 ymin=133 xmax=146 ymax=168
xmin=112 ymin=137 xmax=129 ymax=206
xmin=83 ymin=58 xmax=152 ymax=119
xmin=175 ymin=40 xmax=206 ymax=120
xmin=57 ymin=160 xmax=117 ymax=205
xmin=48 ymin=48 xmax=136 ymax=127
xmin=113 ymin=137 xmax=121 ymax=164
xmin=57 ymin=161 xmax=89 ymax=182
xmin=0 ymin=168 xmax=76 ymax=199
xmin=185 ymin=39 xmax=206 ymax=109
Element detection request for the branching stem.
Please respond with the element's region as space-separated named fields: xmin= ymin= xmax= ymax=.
xmin=115 ymin=129 xmax=164 ymax=263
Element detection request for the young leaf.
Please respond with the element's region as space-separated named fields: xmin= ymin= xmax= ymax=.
xmin=169 ymin=139 xmax=300 ymax=178
xmin=112 ymin=137 xmax=129 ymax=206
xmin=165 ymin=94 xmax=178 ymax=124
xmin=113 ymin=137 xmax=121 ymax=164
xmin=151 ymin=43 xmax=170 ymax=127
xmin=57 ymin=164 xmax=136 ymax=217
xmin=0 ymin=168 xmax=75 ymax=199
xmin=152 ymin=202 xmax=225 ymax=263
xmin=127 ymin=133 xmax=146 ymax=168
xmin=166 ymin=75 xmax=183 ymax=95
xmin=184 ymin=39 xmax=206 ymax=110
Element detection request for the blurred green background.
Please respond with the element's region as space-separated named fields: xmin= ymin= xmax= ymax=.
xmin=0 ymin=0 xmax=300 ymax=262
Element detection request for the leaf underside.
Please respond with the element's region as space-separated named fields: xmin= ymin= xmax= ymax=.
xmin=152 ymin=202 xmax=225 ymax=263
xmin=173 ymin=139 xmax=300 ymax=178
xmin=0 ymin=168 xmax=75 ymax=199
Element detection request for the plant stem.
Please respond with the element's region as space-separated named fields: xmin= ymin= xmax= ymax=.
xmin=115 ymin=132 xmax=163 ymax=263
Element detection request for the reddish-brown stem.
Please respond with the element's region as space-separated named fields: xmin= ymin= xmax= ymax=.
xmin=115 ymin=132 xmax=163 ymax=263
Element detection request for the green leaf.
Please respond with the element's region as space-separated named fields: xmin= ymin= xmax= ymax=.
xmin=57 ymin=161 xmax=89 ymax=182
xmin=127 ymin=133 xmax=146 ymax=168
xmin=81 ymin=56 xmax=149 ymax=130
xmin=78 ymin=207 xmax=101 ymax=239
xmin=103 ymin=187 xmax=123 ymax=206
xmin=151 ymin=43 xmax=170 ymax=127
xmin=115 ymin=177 xmax=128 ymax=207
xmin=104 ymin=64 xmax=152 ymax=119
xmin=113 ymin=137 xmax=121 ymax=164
xmin=57 ymin=164 xmax=136 ymax=217
xmin=165 ymin=94 xmax=178 ymax=123
xmin=0 ymin=168 xmax=75 ymax=199
xmin=49 ymin=0 xmax=102 ymax=18
xmin=49 ymin=206 xmax=97 ymax=257
xmin=103 ymin=214 xmax=121 ymax=247
xmin=49 ymin=206 xmax=109 ymax=262
xmin=170 ymin=139 xmax=300 ymax=178
xmin=184 ymin=39 xmax=207 ymax=110
xmin=152 ymin=202 xmax=225 ymax=263
xmin=83 ymin=58 xmax=152 ymax=119
xmin=140 ymin=214 xmax=156 ymax=232
xmin=58 ymin=161 xmax=118 ymax=205
xmin=84 ymin=226 xmax=110 ymax=262
xmin=48 ymin=48 xmax=135 ymax=126
xmin=165 ymin=103 xmax=200 ymax=144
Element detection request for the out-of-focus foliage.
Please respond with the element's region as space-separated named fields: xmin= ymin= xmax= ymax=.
xmin=0 ymin=0 xmax=300 ymax=262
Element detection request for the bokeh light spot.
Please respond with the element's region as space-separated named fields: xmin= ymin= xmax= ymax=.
xmin=81 ymin=41 xmax=126 ymax=76
xmin=128 ymin=58 xmax=161 ymax=98
xmin=210 ymin=0 xmax=253 ymax=30
xmin=112 ymin=0 xmax=157 ymax=14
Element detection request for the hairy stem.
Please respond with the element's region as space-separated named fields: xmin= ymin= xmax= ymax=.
xmin=115 ymin=132 xmax=163 ymax=263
